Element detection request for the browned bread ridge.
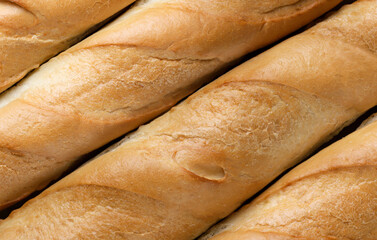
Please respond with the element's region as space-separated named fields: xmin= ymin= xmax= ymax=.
xmin=201 ymin=112 xmax=377 ymax=240
xmin=0 ymin=0 xmax=341 ymax=209
xmin=0 ymin=0 xmax=376 ymax=239
xmin=0 ymin=0 xmax=136 ymax=93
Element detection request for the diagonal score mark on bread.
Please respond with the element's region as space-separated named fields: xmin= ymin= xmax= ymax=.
xmin=202 ymin=120 xmax=377 ymax=240
xmin=1 ymin=1 xmax=377 ymax=236
xmin=0 ymin=0 xmax=344 ymax=210
xmin=0 ymin=0 xmax=137 ymax=93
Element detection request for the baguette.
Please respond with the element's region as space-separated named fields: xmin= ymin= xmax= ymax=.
xmin=0 ymin=0 xmax=341 ymax=209
xmin=201 ymin=114 xmax=377 ymax=240
xmin=0 ymin=0 xmax=136 ymax=93
xmin=1 ymin=0 xmax=376 ymax=238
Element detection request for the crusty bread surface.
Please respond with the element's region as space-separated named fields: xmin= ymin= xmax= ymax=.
xmin=0 ymin=0 xmax=136 ymax=92
xmin=0 ymin=0 xmax=376 ymax=239
xmin=0 ymin=0 xmax=342 ymax=209
xmin=201 ymin=113 xmax=377 ymax=240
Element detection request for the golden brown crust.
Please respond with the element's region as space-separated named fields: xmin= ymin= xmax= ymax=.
xmin=0 ymin=0 xmax=136 ymax=92
xmin=77 ymin=0 xmax=342 ymax=61
xmin=0 ymin=0 xmax=342 ymax=209
xmin=208 ymin=230 xmax=311 ymax=240
xmin=1 ymin=1 xmax=376 ymax=239
xmin=202 ymin=122 xmax=377 ymax=240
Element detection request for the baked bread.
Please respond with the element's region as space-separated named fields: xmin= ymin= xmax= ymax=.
xmin=0 ymin=0 xmax=376 ymax=238
xmin=201 ymin=114 xmax=377 ymax=240
xmin=0 ymin=0 xmax=341 ymax=209
xmin=0 ymin=0 xmax=136 ymax=92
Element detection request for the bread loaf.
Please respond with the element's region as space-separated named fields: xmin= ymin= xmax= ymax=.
xmin=0 ymin=0 xmax=136 ymax=93
xmin=201 ymin=114 xmax=377 ymax=240
xmin=1 ymin=0 xmax=376 ymax=238
xmin=0 ymin=0 xmax=341 ymax=209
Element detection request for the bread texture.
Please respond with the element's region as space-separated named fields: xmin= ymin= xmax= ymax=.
xmin=0 ymin=0 xmax=376 ymax=238
xmin=0 ymin=0 xmax=341 ymax=209
xmin=0 ymin=0 xmax=136 ymax=93
xmin=201 ymin=113 xmax=377 ymax=240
